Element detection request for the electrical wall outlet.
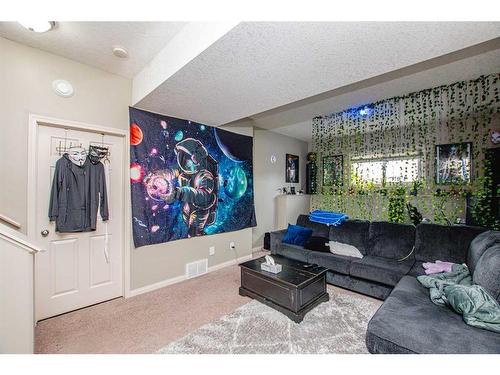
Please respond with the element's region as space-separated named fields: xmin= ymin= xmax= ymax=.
xmin=209 ymin=246 xmax=215 ymax=256
xmin=229 ymin=242 xmax=235 ymax=250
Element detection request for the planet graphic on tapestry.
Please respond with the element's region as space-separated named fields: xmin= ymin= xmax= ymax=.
xmin=174 ymin=130 xmax=184 ymax=142
xmin=130 ymin=163 xmax=144 ymax=183
xmin=214 ymin=129 xmax=251 ymax=162
xmin=130 ymin=123 xmax=144 ymax=146
xmin=223 ymin=166 xmax=247 ymax=199
xmin=143 ymin=170 xmax=176 ymax=202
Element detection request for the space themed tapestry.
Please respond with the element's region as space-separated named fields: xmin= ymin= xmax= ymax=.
xmin=129 ymin=107 xmax=256 ymax=248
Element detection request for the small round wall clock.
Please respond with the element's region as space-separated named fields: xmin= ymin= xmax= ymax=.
xmin=490 ymin=129 xmax=500 ymax=145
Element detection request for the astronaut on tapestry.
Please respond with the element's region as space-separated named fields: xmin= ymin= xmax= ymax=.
xmin=129 ymin=107 xmax=256 ymax=248
xmin=145 ymin=138 xmax=219 ymax=237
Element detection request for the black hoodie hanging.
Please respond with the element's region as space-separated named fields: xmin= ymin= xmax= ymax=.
xmin=48 ymin=153 xmax=109 ymax=232
xmin=88 ymin=145 xmax=109 ymax=165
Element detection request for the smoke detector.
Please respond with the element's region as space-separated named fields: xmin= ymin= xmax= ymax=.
xmin=112 ymin=46 xmax=129 ymax=58
xmin=52 ymin=79 xmax=74 ymax=98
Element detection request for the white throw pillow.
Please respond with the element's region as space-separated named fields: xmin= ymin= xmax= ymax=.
xmin=328 ymin=241 xmax=364 ymax=258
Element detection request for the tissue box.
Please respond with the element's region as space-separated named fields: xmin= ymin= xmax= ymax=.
xmin=261 ymin=263 xmax=282 ymax=274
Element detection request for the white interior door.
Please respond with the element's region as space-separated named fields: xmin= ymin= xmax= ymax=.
xmin=35 ymin=124 xmax=124 ymax=321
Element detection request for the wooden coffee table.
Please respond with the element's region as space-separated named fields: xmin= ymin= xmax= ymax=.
xmin=239 ymin=255 xmax=329 ymax=323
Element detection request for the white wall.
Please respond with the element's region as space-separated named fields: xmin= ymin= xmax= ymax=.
xmin=0 ymin=37 xmax=255 ymax=294
xmin=131 ymin=228 xmax=252 ymax=289
xmin=253 ymin=129 xmax=309 ymax=247
xmin=0 ymin=225 xmax=35 ymax=353
xmin=0 ymin=37 xmax=132 ymax=233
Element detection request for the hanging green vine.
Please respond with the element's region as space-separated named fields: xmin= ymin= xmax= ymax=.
xmin=311 ymin=73 xmax=500 ymax=229
xmin=387 ymin=185 xmax=407 ymax=223
xmin=470 ymin=151 xmax=500 ymax=230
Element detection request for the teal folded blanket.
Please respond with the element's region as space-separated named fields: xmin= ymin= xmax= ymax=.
xmin=417 ymin=264 xmax=472 ymax=306
xmin=417 ymin=265 xmax=500 ymax=333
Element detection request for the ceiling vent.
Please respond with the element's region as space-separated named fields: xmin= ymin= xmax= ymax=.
xmin=185 ymin=259 xmax=208 ymax=279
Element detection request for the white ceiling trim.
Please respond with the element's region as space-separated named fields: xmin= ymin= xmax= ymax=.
xmin=132 ymin=22 xmax=239 ymax=104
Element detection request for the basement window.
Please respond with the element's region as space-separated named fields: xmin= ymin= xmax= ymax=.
xmin=351 ymin=156 xmax=420 ymax=186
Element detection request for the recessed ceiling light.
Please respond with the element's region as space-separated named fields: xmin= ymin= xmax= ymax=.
xmin=52 ymin=79 xmax=74 ymax=98
xmin=18 ymin=21 xmax=55 ymax=33
xmin=112 ymin=45 xmax=129 ymax=59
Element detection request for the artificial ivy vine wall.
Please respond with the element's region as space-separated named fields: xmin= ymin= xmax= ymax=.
xmin=311 ymin=73 xmax=500 ymax=229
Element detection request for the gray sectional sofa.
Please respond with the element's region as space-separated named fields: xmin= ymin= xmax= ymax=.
xmin=269 ymin=215 xmax=500 ymax=353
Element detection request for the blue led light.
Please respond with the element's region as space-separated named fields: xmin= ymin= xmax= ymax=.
xmin=359 ymin=106 xmax=371 ymax=116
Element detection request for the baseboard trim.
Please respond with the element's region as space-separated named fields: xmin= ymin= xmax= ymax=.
xmin=128 ymin=252 xmax=254 ymax=298
xmin=128 ymin=274 xmax=187 ymax=298
xmin=206 ymin=253 xmax=253 ymax=273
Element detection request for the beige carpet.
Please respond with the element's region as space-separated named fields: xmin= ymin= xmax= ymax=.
xmin=158 ymin=287 xmax=381 ymax=354
xmin=36 ymin=253 xmax=381 ymax=354
xmin=35 ymin=264 xmax=250 ymax=354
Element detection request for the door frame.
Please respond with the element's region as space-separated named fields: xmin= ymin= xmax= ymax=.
xmin=27 ymin=114 xmax=132 ymax=321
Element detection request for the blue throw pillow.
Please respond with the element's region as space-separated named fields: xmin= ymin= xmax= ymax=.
xmin=282 ymin=224 xmax=313 ymax=247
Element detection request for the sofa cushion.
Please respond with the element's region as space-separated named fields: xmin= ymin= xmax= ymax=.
xmin=274 ymin=242 xmax=309 ymax=263
xmin=304 ymin=236 xmax=330 ymax=252
xmin=328 ymin=219 xmax=370 ymax=254
xmin=350 ymin=256 xmax=413 ymax=286
xmin=282 ymin=224 xmax=313 ymax=246
xmin=327 ymin=271 xmax=393 ymax=300
xmin=366 ymin=276 xmax=500 ymax=353
xmin=473 ymin=244 xmax=500 ymax=303
xmin=308 ymin=251 xmax=355 ymax=275
xmin=468 ymin=230 xmax=500 ymax=274
xmin=270 ymin=229 xmax=287 ymax=255
xmin=329 ymin=241 xmax=363 ymax=258
xmin=296 ymin=214 xmax=329 ymax=237
xmin=407 ymin=261 xmax=426 ymax=277
xmin=367 ymin=222 xmax=416 ymax=260
xmin=414 ymin=223 xmax=485 ymax=264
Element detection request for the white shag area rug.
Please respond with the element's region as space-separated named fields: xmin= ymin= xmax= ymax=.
xmin=158 ymin=291 xmax=381 ymax=354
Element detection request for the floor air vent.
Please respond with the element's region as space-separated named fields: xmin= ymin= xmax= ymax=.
xmin=185 ymin=259 xmax=208 ymax=279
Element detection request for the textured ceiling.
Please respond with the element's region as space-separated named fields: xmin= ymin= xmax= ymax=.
xmin=0 ymin=21 xmax=187 ymax=78
xmin=136 ymin=22 xmax=500 ymax=127
xmin=263 ymin=42 xmax=500 ymax=141
xmin=3 ymin=21 xmax=499 ymax=143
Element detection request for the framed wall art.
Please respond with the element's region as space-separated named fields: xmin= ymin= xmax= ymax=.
xmin=286 ymin=154 xmax=299 ymax=183
xmin=435 ymin=142 xmax=472 ymax=184
xmin=323 ymin=155 xmax=343 ymax=186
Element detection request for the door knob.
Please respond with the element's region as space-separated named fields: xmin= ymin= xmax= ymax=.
xmin=41 ymin=229 xmax=49 ymax=237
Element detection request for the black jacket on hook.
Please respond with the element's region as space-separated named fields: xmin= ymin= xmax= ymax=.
xmin=49 ymin=154 xmax=109 ymax=232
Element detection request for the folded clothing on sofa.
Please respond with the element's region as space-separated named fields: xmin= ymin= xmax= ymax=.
xmin=309 ymin=210 xmax=348 ymax=226
xmin=422 ymin=260 xmax=454 ymax=274
xmin=417 ymin=264 xmax=500 ymax=333
xmin=417 ymin=264 xmax=472 ymax=306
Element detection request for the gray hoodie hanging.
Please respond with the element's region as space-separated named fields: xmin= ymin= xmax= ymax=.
xmin=48 ymin=153 xmax=109 ymax=232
